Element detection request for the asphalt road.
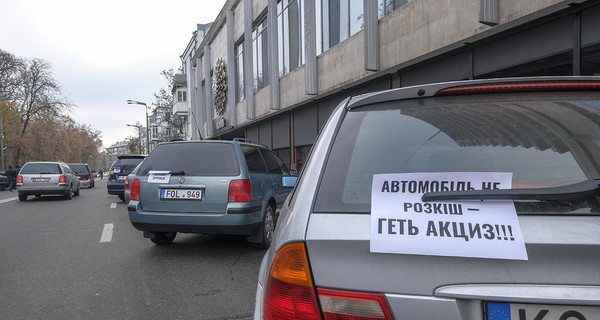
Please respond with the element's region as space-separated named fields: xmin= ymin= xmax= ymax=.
xmin=0 ymin=179 xmax=264 ymax=320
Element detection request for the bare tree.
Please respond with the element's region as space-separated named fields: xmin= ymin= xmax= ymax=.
xmin=17 ymin=58 xmax=74 ymax=136
xmin=1 ymin=49 xmax=104 ymax=166
xmin=0 ymin=49 xmax=23 ymax=102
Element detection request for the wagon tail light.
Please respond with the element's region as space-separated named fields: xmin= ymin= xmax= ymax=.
xmin=228 ymin=179 xmax=252 ymax=202
xmin=17 ymin=175 xmax=23 ymax=184
xmin=59 ymin=175 xmax=67 ymax=183
xmin=124 ymin=176 xmax=130 ymax=189
xmin=435 ymin=80 xmax=600 ymax=96
xmin=264 ymin=243 xmax=393 ymax=320
xmin=130 ymin=179 xmax=141 ymax=201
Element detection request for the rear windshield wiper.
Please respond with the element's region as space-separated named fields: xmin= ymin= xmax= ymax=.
xmin=422 ymin=178 xmax=600 ymax=202
xmin=168 ymin=170 xmax=187 ymax=176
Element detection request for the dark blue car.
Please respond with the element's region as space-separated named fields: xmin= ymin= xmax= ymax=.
xmin=107 ymin=155 xmax=146 ymax=201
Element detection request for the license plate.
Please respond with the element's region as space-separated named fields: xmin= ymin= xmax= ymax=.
xmin=487 ymin=302 xmax=600 ymax=320
xmin=118 ymin=176 xmax=127 ymax=180
xmin=160 ymin=189 xmax=203 ymax=200
xmin=32 ymin=178 xmax=50 ymax=182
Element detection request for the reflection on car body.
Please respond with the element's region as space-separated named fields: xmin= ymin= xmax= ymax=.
xmin=254 ymin=77 xmax=600 ymax=320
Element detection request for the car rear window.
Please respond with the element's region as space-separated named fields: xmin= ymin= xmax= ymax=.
xmin=137 ymin=142 xmax=240 ymax=176
xmin=69 ymin=164 xmax=89 ymax=173
xmin=314 ymin=91 xmax=600 ymax=213
xmin=111 ymin=157 xmax=145 ymax=173
xmin=20 ymin=163 xmax=62 ymax=174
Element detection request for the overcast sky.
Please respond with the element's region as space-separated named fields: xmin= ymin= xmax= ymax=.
xmin=0 ymin=0 xmax=226 ymax=148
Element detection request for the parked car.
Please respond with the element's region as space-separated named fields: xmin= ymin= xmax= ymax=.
xmin=68 ymin=163 xmax=94 ymax=188
xmin=254 ymin=77 xmax=600 ymax=320
xmin=107 ymin=155 xmax=146 ymax=201
xmin=127 ymin=139 xmax=296 ymax=247
xmin=17 ymin=161 xmax=80 ymax=201
xmin=0 ymin=170 xmax=8 ymax=191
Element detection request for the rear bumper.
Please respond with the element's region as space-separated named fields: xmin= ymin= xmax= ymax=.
xmin=107 ymin=182 xmax=124 ymax=195
xmin=18 ymin=186 xmax=70 ymax=195
xmin=79 ymin=179 xmax=93 ymax=188
xmin=130 ymin=221 xmax=260 ymax=235
xmin=128 ymin=201 xmax=262 ymax=235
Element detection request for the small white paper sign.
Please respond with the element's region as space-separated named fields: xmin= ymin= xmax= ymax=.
xmin=370 ymin=172 xmax=528 ymax=260
xmin=148 ymin=171 xmax=171 ymax=184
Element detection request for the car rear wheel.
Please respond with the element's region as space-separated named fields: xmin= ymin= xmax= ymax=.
xmin=253 ymin=205 xmax=275 ymax=249
xmin=74 ymin=186 xmax=80 ymax=197
xmin=65 ymin=188 xmax=72 ymax=200
xmin=18 ymin=194 xmax=27 ymax=201
xmin=118 ymin=194 xmax=125 ymax=202
xmin=150 ymin=232 xmax=177 ymax=245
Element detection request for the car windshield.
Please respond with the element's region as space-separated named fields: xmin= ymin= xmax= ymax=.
xmin=314 ymin=91 xmax=600 ymax=214
xmin=20 ymin=163 xmax=62 ymax=174
xmin=137 ymin=142 xmax=240 ymax=176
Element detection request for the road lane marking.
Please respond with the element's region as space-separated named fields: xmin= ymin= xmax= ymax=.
xmin=110 ymin=202 xmax=117 ymax=209
xmin=0 ymin=197 xmax=18 ymax=204
xmin=100 ymin=223 xmax=114 ymax=243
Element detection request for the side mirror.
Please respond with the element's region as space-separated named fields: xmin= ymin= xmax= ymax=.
xmin=282 ymin=176 xmax=298 ymax=188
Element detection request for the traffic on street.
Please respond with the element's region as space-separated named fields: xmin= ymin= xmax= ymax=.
xmin=0 ymin=177 xmax=262 ymax=320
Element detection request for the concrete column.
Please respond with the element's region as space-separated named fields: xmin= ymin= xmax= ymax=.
xmin=268 ymin=0 xmax=280 ymax=110
xmin=195 ymin=57 xmax=205 ymax=139
xmin=364 ymin=0 xmax=379 ymax=71
xmin=226 ymin=10 xmax=238 ymax=126
xmin=479 ymin=0 xmax=499 ymax=26
xmin=304 ymin=0 xmax=318 ymax=95
xmin=203 ymin=46 xmax=214 ymax=137
xmin=244 ymin=0 xmax=255 ymax=119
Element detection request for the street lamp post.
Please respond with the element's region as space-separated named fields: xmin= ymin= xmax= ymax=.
xmin=126 ymin=124 xmax=142 ymax=154
xmin=127 ymin=100 xmax=150 ymax=154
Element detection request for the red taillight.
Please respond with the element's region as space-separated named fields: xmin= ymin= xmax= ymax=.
xmin=124 ymin=176 xmax=130 ymax=189
xmin=130 ymin=179 xmax=141 ymax=201
xmin=17 ymin=175 xmax=23 ymax=184
xmin=59 ymin=175 xmax=66 ymax=183
xmin=228 ymin=179 xmax=252 ymax=202
xmin=263 ymin=243 xmax=395 ymax=320
xmin=264 ymin=243 xmax=321 ymax=320
xmin=318 ymin=289 xmax=393 ymax=320
xmin=435 ymin=80 xmax=600 ymax=96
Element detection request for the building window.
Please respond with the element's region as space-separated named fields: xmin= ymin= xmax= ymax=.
xmin=278 ymin=0 xmax=305 ymax=77
xmin=582 ymin=43 xmax=600 ymax=76
xmin=177 ymin=90 xmax=187 ymax=102
xmin=378 ymin=0 xmax=410 ymax=18
xmin=319 ymin=0 xmax=364 ymax=52
xmin=235 ymin=40 xmax=245 ymax=102
xmin=252 ymin=15 xmax=269 ymax=92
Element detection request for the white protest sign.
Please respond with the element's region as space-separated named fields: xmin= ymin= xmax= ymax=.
xmin=370 ymin=172 xmax=528 ymax=260
xmin=148 ymin=171 xmax=171 ymax=184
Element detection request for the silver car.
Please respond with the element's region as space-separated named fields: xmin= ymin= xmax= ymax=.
xmin=254 ymin=77 xmax=600 ymax=320
xmin=17 ymin=161 xmax=80 ymax=201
